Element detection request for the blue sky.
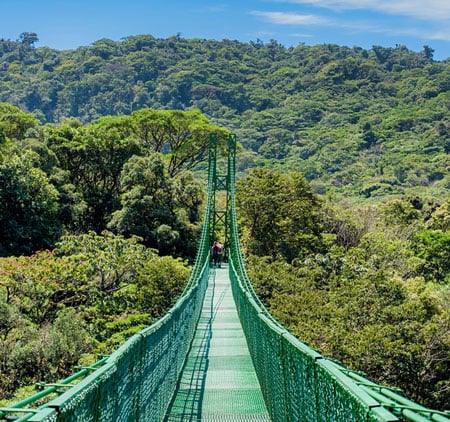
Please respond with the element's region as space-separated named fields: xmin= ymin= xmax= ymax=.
xmin=1 ymin=0 xmax=449 ymax=60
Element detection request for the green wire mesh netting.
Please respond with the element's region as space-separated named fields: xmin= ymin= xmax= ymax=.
xmin=40 ymin=280 xmax=209 ymax=422
xmin=164 ymin=265 xmax=270 ymax=421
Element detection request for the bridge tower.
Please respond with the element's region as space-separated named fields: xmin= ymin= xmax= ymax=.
xmin=208 ymin=133 xmax=236 ymax=254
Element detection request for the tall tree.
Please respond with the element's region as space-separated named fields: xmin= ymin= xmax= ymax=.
xmin=0 ymin=103 xmax=38 ymax=141
xmin=46 ymin=116 xmax=140 ymax=232
xmin=108 ymin=153 xmax=178 ymax=252
xmin=130 ymin=108 xmax=228 ymax=176
xmin=0 ymin=153 xmax=61 ymax=256
xmin=19 ymin=32 xmax=39 ymax=47
xmin=237 ymin=168 xmax=323 ymax=261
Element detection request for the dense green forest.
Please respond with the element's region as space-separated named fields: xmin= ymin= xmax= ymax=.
xmin=0 ymin=34 xmax=449 ymax=410
xmin=0 ymin=104 xmax=229 ymax=401
xmin=0 ymin=34 xmax=449 ymax=199
xmin=236 ymin=168 xmax=450 ymax=410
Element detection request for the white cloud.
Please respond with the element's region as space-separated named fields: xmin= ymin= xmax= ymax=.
xmin=277 ymin=0 xmax=450 ymax=21
xmin=252 ymin=2 xmax=450 ymax=47
xmin=253 ymin=8 xmax=450 ymax=43
xmin=251 ymin=11 xmax=328 ymax=25
xmin=388 ymin=26 xmax=450 ymax=42
xmin=289 ymin=32 xmax=315 ymax=38
xmin=428 ymin=29 xmax=450 ymax=41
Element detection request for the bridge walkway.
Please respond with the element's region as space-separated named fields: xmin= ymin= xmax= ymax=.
xmin=164 ymin=263 xmax=270 ymax=421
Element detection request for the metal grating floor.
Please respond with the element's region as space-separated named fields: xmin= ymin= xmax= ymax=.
xmin=164 ymin=264 xmax=270 ymax=421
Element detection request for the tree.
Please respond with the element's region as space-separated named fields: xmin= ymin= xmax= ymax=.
xmin=19 ymin=32 xmax=39 ymax=47
xmin=381 ymin=199 xmax=421 ymax=227
xmin=0 ymin=153 xmax=61 ymax=256
xmin=0 ymin=103 xmax=38 ymax=140
xmin=237 ymin=168 xmax=323 ymax=261
xmin=422 ymin=45 xmax=434 ymax=61
xmin=427 ymin=199 xmax=450 ymax=231
xmin=130 ymin=108 xmax=228 ymax=176
xmin=108 ymin=153 xmax=204 ymax=257
xmin=108 ymin=154 xmax=178 ymax=251
xmin=46 ymin=116 xmax=140 ymax=232
xmin=55 ymin=231 xmax=151 ymax=309
xmin=173 ymin=171 xmax=204 ymax=224
xmin=413 ymin=230 xmax=450 ymax=283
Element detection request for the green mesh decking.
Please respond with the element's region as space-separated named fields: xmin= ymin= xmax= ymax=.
xmin=164 ymin=264 xmax=270 ymax=421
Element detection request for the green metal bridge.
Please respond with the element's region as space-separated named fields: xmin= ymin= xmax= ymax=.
xmin=1 ymin=134 xmax=449 ymax=422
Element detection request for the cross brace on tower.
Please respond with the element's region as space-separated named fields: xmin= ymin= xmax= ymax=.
xmin=208 ymin=132 xmax=236 ymax=256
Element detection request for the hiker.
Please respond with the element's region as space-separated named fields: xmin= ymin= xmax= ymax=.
xmin=212 ymin=241 xmax=224 ymax=268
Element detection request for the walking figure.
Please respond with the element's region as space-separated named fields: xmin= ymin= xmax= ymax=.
xmin=212 ymin=241 xmax=224 ymax=268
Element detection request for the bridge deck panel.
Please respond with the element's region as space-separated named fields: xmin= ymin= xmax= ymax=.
xmin=165 ymin=264 xmax=270 ymax=421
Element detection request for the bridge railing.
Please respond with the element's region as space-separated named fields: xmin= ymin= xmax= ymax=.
xmin=1 ymin=147 xmax=216 ymax=422
xmin=227 ymin=180 xmax=449 ymax=422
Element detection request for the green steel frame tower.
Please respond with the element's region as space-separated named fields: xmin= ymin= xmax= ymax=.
xmin=208 ymin=132 xmax=236 ymax=254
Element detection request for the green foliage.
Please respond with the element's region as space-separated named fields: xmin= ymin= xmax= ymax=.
xmin=381 ymin=199 xmax=421 ymax=226
xmin=45 ymin=116 xmax=141 ymax=232
xmin=0 ymin=232 xmax=190 ymax=400
xmin=236 ymin=167 xmax=323 ymax=261
xmin=0 ymin=105 xmax=213 ymax=255
xmin=108 ymin=154 xmax=175 ymax=248
xmin=48 ymin=308 xmax=94 ymax=373
xmin=0 ymin=103 xmax=38 ymax=140
xmin=241 ymin=185 xmax=450 ymax=410
xmin=108 ymin=154 xmax=204 ymax=255
xmin=134 ymin=255 xmax=190 ymax=315
xmin=129 ymin=108 xmax=228 ymax=176
xmin=0 ymin=35 xmax=448 ymax=204
xmin=413 ymin=230 xmax=450 ymax=283
xmin=248 ymin=241 xmax=450 ymax=409
xmin=0 ymin=37 xmax=447 ymax=201
xmin=19 ymin=32 xmax=39 ymax=47
xmin=0 ymin=153 xmax=61 ymax=256
xmin=427 ymin=199 xmax=450 ymax=231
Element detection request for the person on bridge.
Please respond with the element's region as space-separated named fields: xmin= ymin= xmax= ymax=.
xmin=212 ymin=241 xmax=224 ymax=268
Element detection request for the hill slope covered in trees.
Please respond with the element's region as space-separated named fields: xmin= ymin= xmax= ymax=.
xmin=0 ymin=34 xmax=449 ymax=410
xmin=1 ymin=35 xmax=449 ymax=200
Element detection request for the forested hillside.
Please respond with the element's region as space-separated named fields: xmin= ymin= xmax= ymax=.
xmin=1 ymin=34 xmax=449 ymax=199
xmin=0 ymin=34 xmax=449 ymax=410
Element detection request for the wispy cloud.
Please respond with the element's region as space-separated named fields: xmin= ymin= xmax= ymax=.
xmin=252 ymin=8 xmax=450 ymax=43
xmin=386 ymin=26 xmax=450 ymax=42
xmin=288 ymin=32 xmax=315 ymax=38
xmin=251 ymin=11 xmax=328 ymax=25
xmin=428 ymin=29 xmax=450 ymax=41
xmin=276 ymin=0 xmax=450 ymax=21
xmin=204 ymin=5 xmax=229 ymax=13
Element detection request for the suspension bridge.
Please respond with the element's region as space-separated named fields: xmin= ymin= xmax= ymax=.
xmin=1 ymin=134 xmax=448 ymax=421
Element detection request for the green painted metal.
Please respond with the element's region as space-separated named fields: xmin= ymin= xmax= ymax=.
xmin=208 ymin=133 xmax=218 ymax=247
xmin=209 ymin=133 xmax=235 ymax=251
xmin=0 ymin=357 xmax=109 ymax=421
xmin=2 ymin=133 xmax=449 ymax=422
xmin=164 ymin=265 xmax=269 ymax=421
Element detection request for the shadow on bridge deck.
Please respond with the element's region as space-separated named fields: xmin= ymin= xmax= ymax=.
xmin=164 ymin=264 xmax=270 ymax=421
